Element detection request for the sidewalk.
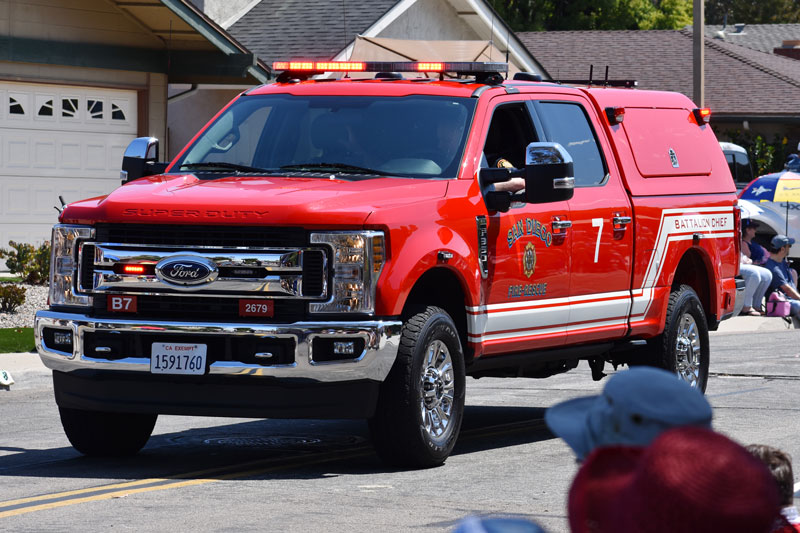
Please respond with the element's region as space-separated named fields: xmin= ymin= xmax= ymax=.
xmin=713 ymin=314 xmax=793 ymax=334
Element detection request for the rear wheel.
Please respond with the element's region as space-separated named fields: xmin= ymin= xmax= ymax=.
xmin=59 ymin=407 xmax=157 ymax=457
xmin=640 ymin=284 xmax=710 ymax=392
xmin=369 ymin=306 xmax=465 ymax=468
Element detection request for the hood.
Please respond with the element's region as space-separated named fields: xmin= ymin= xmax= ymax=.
xmin=60 ymin=173 xmax=449 ymax=227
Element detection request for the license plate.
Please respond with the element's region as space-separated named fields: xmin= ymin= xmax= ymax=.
xmin=239 ymin=299 xmax=274 ymax=318
xmin=150 ymin=343 xmax=207 ymax=375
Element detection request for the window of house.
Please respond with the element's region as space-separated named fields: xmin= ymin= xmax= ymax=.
xmin=38 ymin=99 xmax=54 ymax=117
xmin=9 ymin=97 xmax=25 ymax=115
xmin=87 ymin=99 xmax=103 ymax=119
xmin=111 ymin=103 xmax=126 ymax=121
xmin=62 ymin=98 xmax=79 ymax=118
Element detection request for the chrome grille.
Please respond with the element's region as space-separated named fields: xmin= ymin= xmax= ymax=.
xmin=78 ymin=229 xmax=327 ymax=301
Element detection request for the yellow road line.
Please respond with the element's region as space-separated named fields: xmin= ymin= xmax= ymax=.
xmin=0 ymin=455 xmax=309 ymax=508
xmin=1 ymin=417 xmax=548 ymax=518
xmin=0 ymin=449 xmax=369 ymax=518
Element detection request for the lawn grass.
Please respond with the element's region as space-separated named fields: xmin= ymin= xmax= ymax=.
xmin=0 ymin=327 xmax=35 ymax=352
xmin=0 ymin=277 xmax=23 ymax=283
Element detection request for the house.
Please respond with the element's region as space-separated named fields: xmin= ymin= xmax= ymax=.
xmin=0 ymin=0 xmax=268 ymax=259
xmin=705 ymin=23 xmax=800 ymax=60
xmin=168 ymin=0 xmax=547 ymax=155
xmin=517 ymin=28 xmax=800 ymax=148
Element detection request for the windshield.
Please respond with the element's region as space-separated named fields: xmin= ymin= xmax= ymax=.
xmin=172 ymin=94 xmax=476 ymax=179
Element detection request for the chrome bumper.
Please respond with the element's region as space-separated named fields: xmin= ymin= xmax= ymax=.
xmin=35 ymin=310 xmax=402 ymax=383
xmin=727 ymin=276 xmax=747 ymax=320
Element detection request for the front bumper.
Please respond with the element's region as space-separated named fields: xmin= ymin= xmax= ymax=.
xmin=35 ymin=311 xmax=402 ymax=383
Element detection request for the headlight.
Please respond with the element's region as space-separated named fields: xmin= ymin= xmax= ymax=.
xmin=309 ymin=231 xmax=385 ymax=314
xmin=49 ymin=224 xmax=94 ymax=308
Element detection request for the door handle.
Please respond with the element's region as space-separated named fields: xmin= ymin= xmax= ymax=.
xmin=552 ymin=220 xmax=572 ymax=230
xmin=613 ymin=216 xmax=632 ymax=226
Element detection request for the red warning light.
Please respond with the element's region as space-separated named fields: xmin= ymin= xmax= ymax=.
xmin=417 ymin=62 xmax=444 ymax=71
xmin=123 ymin=265 xmax=146 ymax=274
xmin=693 ymin=108 xmax=711 ymax=124
xmin=605 ymin=106 xmax=625 ymax=125
xmin=315 ymin=62 xmax=366 ymax=71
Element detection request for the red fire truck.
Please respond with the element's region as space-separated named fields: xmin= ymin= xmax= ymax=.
xmin=35 ymin=61 xmax=742 ymax=468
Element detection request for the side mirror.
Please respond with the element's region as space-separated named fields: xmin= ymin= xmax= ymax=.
xmin=121 ymin=137 xmax=169 ymax=184
xmin=524 ymin=142 xmax=575 ymax=204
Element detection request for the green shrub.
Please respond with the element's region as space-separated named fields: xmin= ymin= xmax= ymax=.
xmin=0 ymin=241 xmax=51 ymax=285
xmin=722 ymin=130 xmax=791 ymax=177
xmin=0 ymin=283 xmax=26 ymax=313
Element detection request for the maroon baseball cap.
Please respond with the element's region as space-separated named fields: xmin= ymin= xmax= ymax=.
xmin=568 ymin=427 xmax=781 ymax=533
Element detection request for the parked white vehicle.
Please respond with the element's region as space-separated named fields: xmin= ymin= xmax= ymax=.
xmin=720 ymin=141 xmax=754 ymax=191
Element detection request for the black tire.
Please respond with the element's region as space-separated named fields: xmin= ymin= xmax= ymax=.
xmin=59 ymin=407 xmax=157 ymax=457
xmin=642 ymin=284 xmax=710 ymax=392
xmin=368 ymin=306 xmax=466 ymax=468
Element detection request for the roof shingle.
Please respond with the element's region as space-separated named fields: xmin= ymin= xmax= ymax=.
xmin=705 ymin=24 xmax=800 ymax=55
xmin=517 ymin=29 xmax=800 ymax=116
xmin=229 ymin=0 xmax=399 ymax=67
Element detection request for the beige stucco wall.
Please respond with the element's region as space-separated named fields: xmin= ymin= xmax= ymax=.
xmin=0 ymin=0 xmax=162 ymax=48
xmin=167 ymin=87 xmax=243 ymax=158
xmin=378 ymin=0 xmax=478 ymax=41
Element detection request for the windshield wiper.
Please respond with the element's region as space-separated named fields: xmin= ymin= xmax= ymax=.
xmin=180 ymin=161 xmax=275 ymax=173
xmin=279 ymin=162 xmax=384 ymax=175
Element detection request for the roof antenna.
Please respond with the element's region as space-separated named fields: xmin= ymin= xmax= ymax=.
xmin=342 ymin=0 xmax=347 ymax=52
xmin=505 ymin=24 xmax=510 ymax=79
xmin=342 ymin=0 xmax=349 ymax=78
xmin=589 ymin=65 xmax=593 ymax=86
xmin=604 ymin=65 xmax=609 ymax=86
xmin=489 ymin=11 xmax=494 ymax=61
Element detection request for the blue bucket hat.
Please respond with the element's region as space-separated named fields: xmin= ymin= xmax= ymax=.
xmin=545 ymin=367 xmax=712 ymax=460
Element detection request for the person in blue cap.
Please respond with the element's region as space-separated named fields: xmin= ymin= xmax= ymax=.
xmin=765 ymin=234 xmax=800 ymax=327
xmin=544 ymin=366 xmax=713 ymax=461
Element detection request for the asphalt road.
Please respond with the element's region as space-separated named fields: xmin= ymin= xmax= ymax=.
xmin=1 ymin=324 xmax=799 ymax=532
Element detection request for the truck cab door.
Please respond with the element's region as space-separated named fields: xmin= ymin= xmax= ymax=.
xmin=474 ymin=97 xmax=571 ymax=356
xmin=532 ymin=98 xmax=633 ymax=344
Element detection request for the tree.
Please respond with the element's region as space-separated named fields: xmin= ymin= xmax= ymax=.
xmin=488 ymin=0 xmax=693 ymax=31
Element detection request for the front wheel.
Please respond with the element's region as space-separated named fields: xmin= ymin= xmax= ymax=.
xmin=651 ymin=285 xmax=710 ymax=392
xmin=59 ymin=407 xmax=157 ymax=457
xmin=368 ymin=306 xmax=466 ymax=468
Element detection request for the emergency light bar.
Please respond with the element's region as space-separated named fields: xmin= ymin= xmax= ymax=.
xmin=272 ymin=60 xmax=508 ymax=74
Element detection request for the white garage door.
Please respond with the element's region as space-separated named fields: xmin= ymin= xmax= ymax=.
xmin=0 ymin=81 xmax=137 ymax=258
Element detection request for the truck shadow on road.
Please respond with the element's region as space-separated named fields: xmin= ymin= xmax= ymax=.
xmin=0 ymin=405 xmax=554 ymax=482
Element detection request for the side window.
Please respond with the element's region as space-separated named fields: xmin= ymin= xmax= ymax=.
xmin=535 ymin=102 xmax=607 ymax=187
xmin=482 ymin=103 xmax=538 ymax=169
xmin=725 ymin=152 xmax=736 ymax=180
xmin=734 ymin=152 xmax=753 ymax=186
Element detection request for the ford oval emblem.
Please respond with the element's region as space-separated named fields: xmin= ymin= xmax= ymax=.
xmin=155 ymin=256 xmax=218 ymax=287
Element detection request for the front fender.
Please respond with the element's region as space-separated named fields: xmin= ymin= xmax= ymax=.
xmin=374 ymin=224 xmax=482 ymax=317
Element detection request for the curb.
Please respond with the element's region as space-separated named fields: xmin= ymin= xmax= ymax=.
xmin=713 ymin=315 xmax=794 ymax=334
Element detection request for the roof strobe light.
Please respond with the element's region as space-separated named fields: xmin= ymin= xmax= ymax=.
xmin=272 ymin=61 xmax=508 ymax=74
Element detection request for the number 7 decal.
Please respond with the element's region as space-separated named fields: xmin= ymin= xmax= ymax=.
xmin=592 ymin=218 xmax=604 ymax=263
